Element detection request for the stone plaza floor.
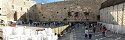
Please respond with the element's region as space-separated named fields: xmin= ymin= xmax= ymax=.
xmin=1 ymin=23 xmax=125 ymax=40
xmin=59 ymin=24 xmax=125 ymax=40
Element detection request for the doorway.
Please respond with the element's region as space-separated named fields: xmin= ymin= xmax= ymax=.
xmin=14 ymin=11 xmax=17 ymax=21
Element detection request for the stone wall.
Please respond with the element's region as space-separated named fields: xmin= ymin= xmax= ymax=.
xmin=0 ymin=0 xmax=107 ymax=22
xmin=100 ymin=2 xmax=125 ymax=25
xmin=1 ymin=0 xmax=36 ymax=21
xmin=28 ymin=0 xmax=106 ymax=22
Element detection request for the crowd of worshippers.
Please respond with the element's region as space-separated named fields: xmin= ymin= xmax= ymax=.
xmin=1 ymin=19 xmax=65 ymax=27
xmin=16 ymin=19 xmax=65 ymax=26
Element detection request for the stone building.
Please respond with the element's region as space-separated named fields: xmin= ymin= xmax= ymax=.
xmin=0 ymin=0 xmax=36 ymax=22
xmin=0 ymin=0 xmax=1 ymax=14
xmin=26 ymin=0 xmax=106 ymax=22
xmin=100 ymin=0 xmax=125 ymax=25
xmin=0 ymin=0 xmax=6 ymax=21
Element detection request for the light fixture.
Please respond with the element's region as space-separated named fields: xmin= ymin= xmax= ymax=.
xmin=42 ymin=3 xmax=44 ymax=4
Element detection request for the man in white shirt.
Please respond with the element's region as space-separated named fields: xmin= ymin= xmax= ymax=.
xmin=85 ymin=28 xmax=88 ymax=38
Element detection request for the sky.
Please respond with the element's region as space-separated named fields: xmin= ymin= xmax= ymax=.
xmin=33 ymin=0 xmax=64 ymax=3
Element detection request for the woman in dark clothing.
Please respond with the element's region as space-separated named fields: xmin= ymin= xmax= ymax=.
xmin=101 ymin=26 xmax=107 ymax=37
xmin=93 ymin=26 xmax=96 ymax=33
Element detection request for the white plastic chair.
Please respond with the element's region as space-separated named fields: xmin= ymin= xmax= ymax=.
xmin=45 ymin=28 xmax=53 ymax=36
xmin=24 ymin=29 xmax=32 ymax=36
xmin=7 ymin=35 xmax=20 ymax=40
xmin=3 ymin=27 xmax=15 ymax=40
xmin=14 ymin=27 xmax=24 ymax=35
xmin=38 ymin=30 xmax=47 ymax=40
xmin=31 ymin=30 xmax=37 ymax=35
xmin=46 ymin=36 xmax=52 ymax=40
xmin=3 ymin=27 xmax=15 ymax=35
xmin=48 ymin=28 xmax=53 ymax=34
xmin=31 ymin=35 xmax=43 ymax=40
xmin=20 ymin=35 xmax=32 ymax=40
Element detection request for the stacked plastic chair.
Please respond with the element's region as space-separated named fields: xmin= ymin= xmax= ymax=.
xmin=3 ymin=27 xmax=57 ymax=40
xmin=3 ymin=27 xmax=17 ymax=40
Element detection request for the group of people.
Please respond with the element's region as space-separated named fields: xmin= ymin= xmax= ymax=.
xmin=84 ymin=24 xmax=107 ymax=39
xmin=100 ymin=25 xmax=107 ymax=37
xmin=84 ymin=24 xmax=95 ymax=39
xmin=8 ymin=21 xmax=16 ymax=27
xmin=85 ymin=28 xmax=93 ymax=39
xmin=16 ymin=19 xmax=66 ymax=27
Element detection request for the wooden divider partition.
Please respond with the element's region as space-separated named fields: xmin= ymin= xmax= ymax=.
xmin=52 ymin=25 xmax=69 ymax=34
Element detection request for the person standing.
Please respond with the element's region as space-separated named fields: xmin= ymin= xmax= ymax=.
xmin=85 ymin=28 xmax=89 ymax=39
xmin=89 ymin=24 xmax=93 ymax=28
xmin=101 ymin=26 xmax=107 ymax=37
xmin=29 ymin=20 xmax=33 ymax=24
xmin=88 ymin=29 xmax=93 ymax=39
xmin=93 ymin=26 xmax=96 ymax=33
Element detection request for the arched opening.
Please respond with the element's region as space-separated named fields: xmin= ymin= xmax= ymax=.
xmin=74 ymin=12 xmax=79 ymax=17
xmin=97 ymin=15 xmax=100 ymax=20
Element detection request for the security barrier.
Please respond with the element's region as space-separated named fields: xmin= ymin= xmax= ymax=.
xmin=52 ymin=25 xmax=69 ymax=34
xmin=98 ymin=22 xmax=125 ymax=34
